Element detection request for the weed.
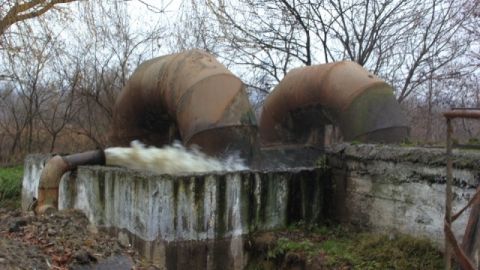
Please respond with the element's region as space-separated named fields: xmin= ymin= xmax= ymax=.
xmin=399 ymin=138 xmax=415 ymax=147
xmin=315 ymin=155 xmax=329 ymax=169
xmin=267 ymin=237 xmax=320 ymax=259
xmin=322 ymin=233 xmax=443 ymax=269
xmin=251 ymin=225 xmax=443 ymax=270
xmin=0 ymin=166 xmax=24 ymax=208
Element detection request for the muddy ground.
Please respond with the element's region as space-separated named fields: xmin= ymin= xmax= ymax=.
xmin=0 ymin=205 xmax=444 ymax=270
xmin=0 ymin=207 xmax=152 ymax=270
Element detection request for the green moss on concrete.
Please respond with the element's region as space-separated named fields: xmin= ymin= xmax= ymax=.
xmin=194 ymin=176 xmax=205 ymax=231
xmin=172 ymin=179 xmax=180 ymax=231
xmin=315 ymin=155 xmax=329 ymax=169
xmin=338 ymin=86 xmax=408 ymax=142
xmin=215 ymin=176 xmax=227 ymax=237
xmin=241 ymin=174 xmax=256 ymax=231
xmin=96 ymin=170 xmax=106 ymax=213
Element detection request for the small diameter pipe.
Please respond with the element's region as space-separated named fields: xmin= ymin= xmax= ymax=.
xmin=35 ymin=150 xmax=105 ymax=214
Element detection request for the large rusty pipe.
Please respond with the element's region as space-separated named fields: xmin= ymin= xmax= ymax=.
xmin=109 ymin=50 xmax=258 ymax=160
xmin=259 ymin=61 xmax=409 ymax=146
xmin=35 ymin=150 xmax=105 ymax=214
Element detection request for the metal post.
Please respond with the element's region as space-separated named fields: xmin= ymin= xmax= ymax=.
xmin=443 ymin=108 xmax=480 ymax=268
xmin=445 ymin=118 xmax=453 ymax=270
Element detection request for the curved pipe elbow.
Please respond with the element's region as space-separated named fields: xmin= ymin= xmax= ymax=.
xmin=259 ymin=61 xmax=409 ymax=146
xmin=109 ymin=50 xmax=258 ymax=160
xmin=35 ymin=155 xmax=71 ymax=214
xmin=35 ymin=150 xmax=105 ymax=214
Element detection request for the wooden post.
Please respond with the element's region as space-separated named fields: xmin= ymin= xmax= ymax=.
xmin=445 ymin=118 xmax=453 ymax=270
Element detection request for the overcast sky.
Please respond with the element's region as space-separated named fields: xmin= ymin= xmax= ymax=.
xmin=127 ymin=0 xmax=181 ymax=22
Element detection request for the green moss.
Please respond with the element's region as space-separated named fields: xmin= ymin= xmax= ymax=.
xmin=468 ymin=137 xmax=480 ymax=145
xmin=399 ymin=138 xmax=416 ymax=147
xmin=242 ymin=175 xmax=256 ymax=231
xmin=315 ymin=155 xmax=329 ymax=169
xmin=251 ymin=225 xmax=443 ymax=270
xmin=267 ymin=237 xmax=319 ymax=259
xmin=97 ymin=171 xmax=106 ymax=211
xmin=0 ymin=166 xmax=23 ymax=208
xmin=194 ymin=177 xmax=205 ymax=231
xmin=215 ymin=176 xmax=227 ymax=237
xmin=172 ymin=179 xmax=180 ymax=231
xmin=340 ymin=86 xmax=404 ymax=141
xmin=241 ymin=110 xmax=258 ymax=125
xmin=323 ymin=233 xmax=443 ymax=270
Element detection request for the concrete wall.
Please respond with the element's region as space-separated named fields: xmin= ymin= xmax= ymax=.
xmin=328 ymin=144 xmax=479 ymax=249
xmin=21 ymin=144 xmax=480 ymax=268
xmin=21 ymin=154 xmax=51 ymax=210
xmin=22 ymin=158 xmax=329 ymax=269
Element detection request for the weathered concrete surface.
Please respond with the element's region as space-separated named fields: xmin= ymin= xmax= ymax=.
xmin=254 ymin=145 xmax=324 ymax=170
xmin=327 ymin=144 xmax=479 ymax=250
xmin=22 ymin=144 xmax=480 ymax=268
xmin=21 ymin=154 xmax=51 ymax=210
xmin=22 ymin=159 xmax=329 ymax=269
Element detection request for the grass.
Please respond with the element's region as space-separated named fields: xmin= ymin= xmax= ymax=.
xmin=267 ymin=237 xmax=319 ymax=259
xmin=254 ymin=225 xmax=443 ymax=270
xmin=0 ymin=165 xmax=24 ymax=208
xmin=321 ymin=232 xmax=443 ymax=269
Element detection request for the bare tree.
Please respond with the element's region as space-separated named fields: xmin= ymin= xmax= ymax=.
xmin=206 ymin=0 xmax=474 ymax=104
xmin=170 ymin=0 xmax=220 ymax=54
xmin=65 ymin=0 xmax=166 ymax=147
xmin=3 ymin=28 xmax=57 ymax=152
xmin=0 ymin=0 xmax=77 ymax=36
xmin=0 ymin=0 xmax=172 ymax=161
xmin=462 ymin=0 xmax=479 ymax=68
xmin=0 ymin=86 xmax=28 ymax=156
xmin=38 ymin=65 xmax=79 ymax=152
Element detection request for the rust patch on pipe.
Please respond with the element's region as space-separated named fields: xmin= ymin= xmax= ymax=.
xmin=443 ymin=110 xmax=480 ymax=119
xmin=35 ymin=50 xmax=258 ymax=213
xmin=109 ymin=50 xmax=257 ymax=160
xmin=259 ymin=61 xmax=409 ymax=146
xmin=35 ymin=150 xmax=105 ymax=214
xmin=35 ymin=155 xmax=71 ymax=214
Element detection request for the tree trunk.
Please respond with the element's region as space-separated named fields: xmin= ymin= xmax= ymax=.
xmin=49 ymin=133 xmax=57 ymax=153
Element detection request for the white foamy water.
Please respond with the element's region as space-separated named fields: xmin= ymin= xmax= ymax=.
xmin=104 ymin=141 xmax=247 ymax=175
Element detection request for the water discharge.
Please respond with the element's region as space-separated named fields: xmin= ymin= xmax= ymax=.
xmin=104 ymin=141 xmax=247 ymax=175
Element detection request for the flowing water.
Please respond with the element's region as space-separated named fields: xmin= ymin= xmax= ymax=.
xmin=104 ymin=141 xmax=247 ymax=175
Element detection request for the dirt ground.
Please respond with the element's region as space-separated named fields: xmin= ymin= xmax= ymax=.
xmin=0 ymin=205 xmax=444 ymax=270
xmin=0 ymin=207 xmax=152 ymax=270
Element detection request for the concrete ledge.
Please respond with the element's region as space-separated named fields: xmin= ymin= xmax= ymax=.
xmin=59 ymin=166 xmax=328 ymax=240
xmin=22 ymin=158 xmax=329 ymax=268
xmin=21 ymin=154 xmax=51 ymax=210
xmin=328 ymin=143 xmax=480 ymax=172
xmin=327 ymin=144 xmax=479 ymax=249
xmin=21 ymin=144 xmax=480 ymax=268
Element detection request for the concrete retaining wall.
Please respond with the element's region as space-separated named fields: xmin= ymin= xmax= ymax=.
xmin=328 ymin=144 xmax=479 ymax=249
xmin=21 ymin=144 xmax=480 ymax=268
xmin=21 ymin=158 xmax=329 ymax=269
xmin=21 ymin=154 xmax=51 ymax=210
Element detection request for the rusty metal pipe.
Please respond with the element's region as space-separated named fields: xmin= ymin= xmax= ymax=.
xmin=259 ymin=61 xmax=409 ymax=146
xmin=35 ymin=50 xmax=258 ymax=213
xmin=35 ymin=150 xmax=105 ymax=214
xmin=109 ymin=50 xmax=258 ymax=160
xmin=444 ymin=110 xmax=480 ymax=119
